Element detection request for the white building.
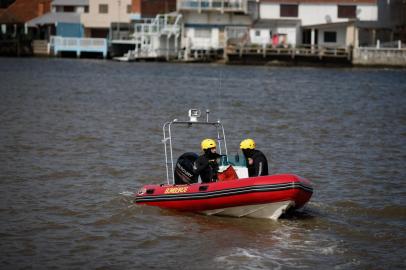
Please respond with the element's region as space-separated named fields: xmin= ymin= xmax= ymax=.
xmin=252 ymin=0 xmax=378 ymax=48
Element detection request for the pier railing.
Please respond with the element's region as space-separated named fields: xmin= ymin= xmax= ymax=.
xmin=50 ymin=36 xmax=108 ymax=58
xmin=226 ymin=44 xmax=351 ymax=60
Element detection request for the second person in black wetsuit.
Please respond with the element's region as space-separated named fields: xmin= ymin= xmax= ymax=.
xmin=240 ymin=138 xmax=268 ymax=177
xmin=193 ymin=138 xmax=221 ymax=183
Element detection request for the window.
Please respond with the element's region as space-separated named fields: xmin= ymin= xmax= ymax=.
xmin=84 ymin=6 xmax=89 ymax=13
xmin=195 ymin=29 xmax=211 ymax=38
xmin=280 ymin=4 xmax=298 ymax=17
xmin=255 ymin=30 xmax=260 ymax=37
xmin=324 ymin=31 xmax=337 ymax=43
xmin=99 ymin=4 xmax=108 ymax=14
xmin=338 ymin=5 xmax=356 ymax=18
xmin=63 ymin=6 xmax=74 ymax=12
xmin=127 ymin=4 xmax=132 ymax=13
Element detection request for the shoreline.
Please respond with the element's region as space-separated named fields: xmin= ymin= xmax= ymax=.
xmin=1 ymin=54 xmax=405 ymax=69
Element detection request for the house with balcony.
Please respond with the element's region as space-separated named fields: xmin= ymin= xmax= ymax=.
xmin=256 ymin=0 xmax=378 ymax=49
xmin=177 ymin=0 xmax=255 ymax=59
xmin=26 ymin=0 xmax=93 ymax=56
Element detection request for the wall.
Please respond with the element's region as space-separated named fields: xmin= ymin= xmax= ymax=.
xmin=81 ymin=0 xmax=131 ymax=29
xmin=317 ymin=26 xmax=346 ymax=46
xmin=185 ymin=27 xmax=221 ymax=49
xmin=353 ymin=48 xmax=406 ymax=66
xmin=56 ymin=22 xmax=84 ymax=37
xmin=250 ymin=29 xmax=270 ymax=44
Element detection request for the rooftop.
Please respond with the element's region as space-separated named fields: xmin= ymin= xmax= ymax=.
xmin=0 ymin=0 xmax=51 ymax=24
xmin=27 ymin=12 xmax=81 ymax=27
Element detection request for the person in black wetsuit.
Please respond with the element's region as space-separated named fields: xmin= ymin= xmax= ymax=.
xmin=240 ymin=138 xmax=268 ymax=177
xmin=193 ymin=138 xmax=221 ymax=183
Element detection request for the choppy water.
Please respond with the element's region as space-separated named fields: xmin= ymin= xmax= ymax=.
xmin=0 ymin=57 xmax=405 ymax=269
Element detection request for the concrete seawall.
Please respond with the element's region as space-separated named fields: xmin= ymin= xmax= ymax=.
xmin=353 ymin=48 xmax=406 ymax=67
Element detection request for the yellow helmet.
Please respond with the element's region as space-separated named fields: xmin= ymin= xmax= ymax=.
xmin=201 ymin=138 xmax=217 ymax=150
xmin=240 ymin=138 xmax=256 ymax=150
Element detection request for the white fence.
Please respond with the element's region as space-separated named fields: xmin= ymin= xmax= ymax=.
xmin=50 ymin=36 xmax=108 ymax=58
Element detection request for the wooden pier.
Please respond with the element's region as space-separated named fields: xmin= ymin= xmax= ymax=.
xmin=225 ymin=44 xmax=352 ymax=65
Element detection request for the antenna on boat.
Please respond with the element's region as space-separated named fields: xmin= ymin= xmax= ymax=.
xmin=217 ymin=70 xmax=223 ymax=122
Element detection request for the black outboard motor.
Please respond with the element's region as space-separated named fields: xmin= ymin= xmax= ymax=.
xmin=174 ymin=152 xmax=199 ymax=184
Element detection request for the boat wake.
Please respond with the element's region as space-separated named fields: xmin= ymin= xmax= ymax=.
xmin=119 ymin=191 xmax=135 ymax=197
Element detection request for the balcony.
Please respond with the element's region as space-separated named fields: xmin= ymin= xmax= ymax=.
xmin=178 ymin=0 xmax=247 ymax=13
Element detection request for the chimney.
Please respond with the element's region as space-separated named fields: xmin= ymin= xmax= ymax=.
xmin=38 ymin=3 xmax=44 ymax=16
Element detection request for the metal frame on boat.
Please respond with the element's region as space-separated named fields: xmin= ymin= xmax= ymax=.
xmin=162 ymin=109 xmax=228 ymax=185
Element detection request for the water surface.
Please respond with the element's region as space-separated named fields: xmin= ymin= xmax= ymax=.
xmin=0 ymin=57 xmax=405 ymax=269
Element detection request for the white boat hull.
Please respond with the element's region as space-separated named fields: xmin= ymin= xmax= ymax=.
xmin=201 ymin=200 xmax=295 ymax=220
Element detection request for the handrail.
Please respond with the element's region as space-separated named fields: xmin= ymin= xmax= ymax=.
xmin=226 ymin=43 xmax=350 ymax=58
xmin=179 ymin=0 xmax=246 ymax=12
xmin=133 ymin=14 xmax=182 ymax=37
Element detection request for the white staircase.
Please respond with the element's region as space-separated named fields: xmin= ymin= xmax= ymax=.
xmin=115 ymin=14 xmax=182 ymax=61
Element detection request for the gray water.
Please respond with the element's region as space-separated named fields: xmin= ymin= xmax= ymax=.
xmin=0 ymin=57 xmax=405 ymax=269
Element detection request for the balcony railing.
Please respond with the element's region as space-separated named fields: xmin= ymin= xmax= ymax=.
xmin=178 ymin=0 xmax=247 ymax=13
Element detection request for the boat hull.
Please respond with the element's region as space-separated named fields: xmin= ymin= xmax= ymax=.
xmin=135 ymin=174 xmax=313 ymax=220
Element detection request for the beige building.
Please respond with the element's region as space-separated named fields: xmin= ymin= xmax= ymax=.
xmin=81 ymin=0 xmax=132 ymax=37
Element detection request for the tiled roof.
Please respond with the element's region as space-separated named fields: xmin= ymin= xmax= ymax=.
xmin=0 ymin=0 xmax=51 ymax=24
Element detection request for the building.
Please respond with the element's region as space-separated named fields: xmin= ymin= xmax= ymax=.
xmin=111 ymin=0 xmax=179 ymax=60
xmin=81 ymin=0 xmax=132 ymax=38
xmin=27 ymin=0 xmax=89 ymax=40
xmin=177 ymin=0 xmax=255 ymax=59
xmin=257 ymin=0 xmax=378 ymax=48
xmin=0 ymin=0 xmax=51 ymax=56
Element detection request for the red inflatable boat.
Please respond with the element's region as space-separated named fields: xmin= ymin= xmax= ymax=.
xmin=134 ymin=109 xmax=313 ymax=220
xmin=135 ymin=174 xmax=313 ymax=219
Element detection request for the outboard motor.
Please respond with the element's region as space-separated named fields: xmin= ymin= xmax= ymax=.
xmin=174 ymin=152 xmax=199 ymax=184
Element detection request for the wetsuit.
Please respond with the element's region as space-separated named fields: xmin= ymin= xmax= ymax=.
xmin=243 ymin=149 xmax=269 ymax=177
xmin=193 ymin=151 xmax=221 ymax=183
